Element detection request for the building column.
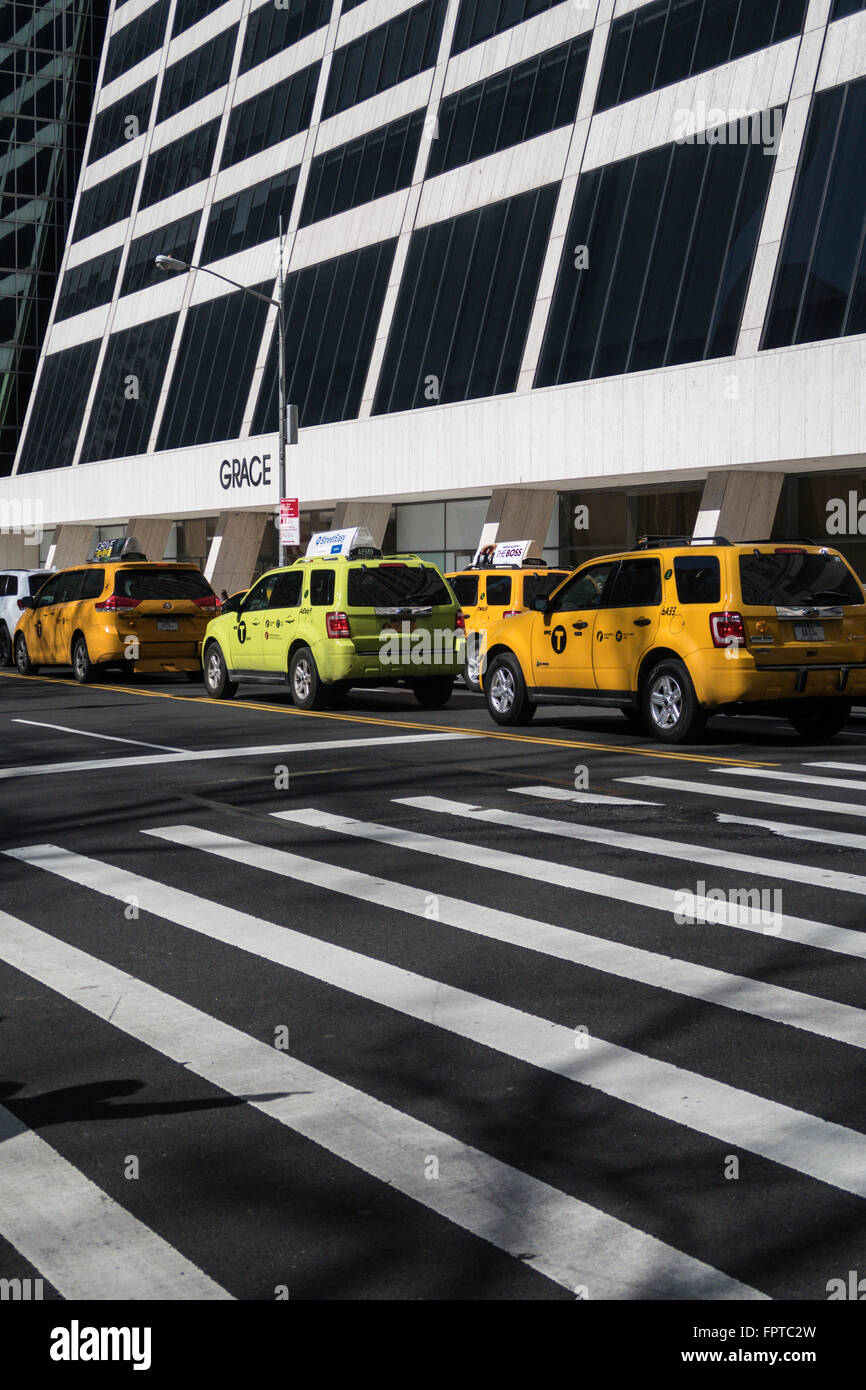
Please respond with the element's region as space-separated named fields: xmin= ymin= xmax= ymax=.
xmin=0 ymin=532 xmax=38 ymax=568
xmin=330 ymin=500 xmax=392 ymax=549
xmin=693 ymin=472 xmax=784 ymax=543
xmin=45 ymin=524 xmax=94 ymax=570
xmin=126 ymin=518 xmax=172 ymax=562
xmin=204 ymin=512 xmax=267 ymax=597
xmin=476 ymin=488 xmax=557 ymax=560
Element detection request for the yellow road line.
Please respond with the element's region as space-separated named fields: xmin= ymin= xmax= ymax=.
xmin=0 ymin=670 xmax=777 ymax=767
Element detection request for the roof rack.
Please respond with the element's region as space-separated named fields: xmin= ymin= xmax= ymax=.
xmin=632 ymin=535 xmax=731 ymax=550
xmin=740 ymin=537 xmax=819 ymax=546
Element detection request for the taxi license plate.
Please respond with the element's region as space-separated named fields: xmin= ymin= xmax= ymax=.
xmin=794 ymin=623 xmax=823 ymax=642
xmin=157 ymin=619 xmax=178 ymax=631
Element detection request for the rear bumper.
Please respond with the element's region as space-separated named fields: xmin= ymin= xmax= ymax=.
xmin=313 ymin=636 xmax=463 ymax=682
xmin=692 ymin=653 xmax=866 ymax=706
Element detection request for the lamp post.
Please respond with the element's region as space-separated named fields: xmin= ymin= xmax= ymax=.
xmin=155 ymin=242 xmax=291 ymax=566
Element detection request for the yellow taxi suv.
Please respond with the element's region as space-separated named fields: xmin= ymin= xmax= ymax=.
xmin=480 ymin=536 xmax=866 ymax=742
xmin=447 ymin=541 xmax=567 ymax=691
xmin=14 ymin=537 xmax=219 ymax=682
xmin=202 ymin=527 xmax=465 ymax=709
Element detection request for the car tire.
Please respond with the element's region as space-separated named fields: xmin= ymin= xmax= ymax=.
xmin=289 ymin=646 xmax=328 ymax=710
xmin=641 ymin=659 xmax=705 ymax=744
xmin=787 ymin=699 xmax=852 ymax=740
xmin=72 ymin=635 xmax=97 ymax=684
xmin=0 ymin=625 xmax=13 ymax=667
xmin=484 ymin=652 xmax=535 ymax=726
xmin=203 ymin=642 xmax=237 ymax=700
xmin=411 ymin=676 xmax=454 ymax=709
xmin=14 ymin=634 xmax=37 ymax=675
xmin=463 ymin=633 xmax=484 ymax=692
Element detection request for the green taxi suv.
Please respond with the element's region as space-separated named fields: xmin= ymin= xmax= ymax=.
xmin=202 ymin=528 xmax=465 ymax=709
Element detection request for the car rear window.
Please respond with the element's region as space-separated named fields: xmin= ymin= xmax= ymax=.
xmin=347 ymin=564 xmax=452 ymax=607
xmin=27 ymin=572 xmax=52 ymax=596
xmin=485 ymin=575 xmax=512 ymax=605
xmin=523 ymin=572 xmax=568 ymax=608
xmin=449 ymin=575 xmax=479 ymax=606
xmin=738 ymin=553 xmax=864 ymax=607
xmin=310 ymin=569 xmax=335 ymax=606
xmin=114 ymin=568 xmax=213 ymax=600
xmin=674 ymin=555 xmax=721 ymax=604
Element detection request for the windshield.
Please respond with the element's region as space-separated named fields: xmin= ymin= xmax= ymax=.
xmin=114 ymin=568 xmax=214 ymax=600
xmin=739 ymin=553 xmax=864 ymax=607
xmin=347 ymin=564 xmax=452 ymax=608
xmin=522 ymin=572 xmax=569 ymax=607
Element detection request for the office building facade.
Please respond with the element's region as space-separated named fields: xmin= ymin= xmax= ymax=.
xmin=3 ymin=0 xmax=866 ymax=589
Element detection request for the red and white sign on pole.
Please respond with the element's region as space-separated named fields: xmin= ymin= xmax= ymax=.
xmin=279 ymin=497 xmax=299 ymax=546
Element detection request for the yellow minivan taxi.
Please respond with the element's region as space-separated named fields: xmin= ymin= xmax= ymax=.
xmin=15 ymin=537 xmax=218 ymax=682
xmin=447 ymin=542 xmax=567 ymax=690
xmin=480 ymin=537 xmax=866 ymax=742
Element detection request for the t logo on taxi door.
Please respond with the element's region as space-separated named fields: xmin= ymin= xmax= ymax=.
xmin=551 ymin=625 xmax=567 ymax=654
xmin=236 ymin=620 xmax=247 ymax=645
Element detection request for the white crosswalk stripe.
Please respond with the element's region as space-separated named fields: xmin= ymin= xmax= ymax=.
xmin=714 ymin=766 xmax=866 ymax=793
xmin=510 ymin=785 xmax=658 ymax=806
xmin=0 ymin=910 xmax=759 ymax=1299
xmin=618 ymin=774 xmax=866 ymax=821
xmin=396 ymin=794 xmax=866 ymax=897
xmin=277 ymin=806 xmax=866 ymax=960
xmin=8 ymin=837 xmax=866 ymax=1200
xmin=716 ymin=813 xmax=866 ymax=851
xmin=0 ymin=1102 xmax=232 ymax=1301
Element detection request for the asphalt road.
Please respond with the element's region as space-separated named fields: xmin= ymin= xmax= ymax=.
xmin=1 ymin=666 xmax=865 ymax=1301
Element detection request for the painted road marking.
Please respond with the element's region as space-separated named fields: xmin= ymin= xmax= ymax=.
xmin=0 ymin=731 xmax=467 ymax=779
xmin=620 ymin=775 xmax=866 ymax=823
xmin=400 ymin=795 xmax=866 ymax=897
xmin=509 ymin=785 xmax=658 ymax=807
xmin=0 ymin=671 xmax=775 ymax=767
xmin=12 ymin=717 xmax=184 ymax=752
xmin=10 ymin=839 xmax=866 ymax=1201
xmin=715 ymin=766 xmax=866 ymax=793
xmin=808 ymin=761 xmax=866 ymax=775
xmin=279 ymin=807 xmax=866 ymax=962
xmin=140 ymin=819 xmax=866 ymax=1047
xmin=716 ymin=814 xmax=866 ymax=852
xmin=0 ymin=911 xmax=757 ymax=1299
xmin=0 ymin=1102 xmax=231 ymax=1300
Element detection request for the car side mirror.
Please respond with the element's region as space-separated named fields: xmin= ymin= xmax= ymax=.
xmin=533 ymin=596 xmax=550 ymax=612
xmin=17 ymin=596 xmax=34 ymax=610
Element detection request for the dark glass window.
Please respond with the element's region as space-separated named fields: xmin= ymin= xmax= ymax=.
xmin=54 ymin=247 xmax=122 ymax=321
xmin=347 ymin=564 xmax=451 ymax=606
xmin=738 ymin=553 xmax=863 ymax=607
xmin=81 ymin=568 xmax=106 ymax=600
xmin=523 ymin=572 xmax=568 ymax=606
xmin=831 ymin=0 xmax=866 ymax=17
xmin=342 ymin=0 xmax=367 ymax=10
xmin=449 ymin=575 xmax=478 ymax=605
xmin=253 ymin=239 xmax=396 ymax=430
xmin=156 ymin=24 xmax=237 ymax=122
xmin=202 ymin=168 xmax=299 ymax=262
xmin=763 ymin=77 xmax=866 ymax=348
xmin=73 ymin=163 xmax=139 ymax=241
xmin=115 ymin=568 xmax=214 ymax=599
xmin=549 ymin=561 xmax=616 ymax=612
xmin=89 ymin=79 xmax=156 ymax=164
xmin=535 ymin=112 xmax=777 ymax=387
xmin=157 ymin=281 xmax=272 ymax=449
xmin=173 ymin=0 xmax=230 ymax=35
xmin=485 ymin=574 xmax=512 ymax=605
xmin=300 ymin=110 xmax=423 ymax=227
xmin=322 ymin=0 xmax=446 ymax=119
xmin=427 ymin=36 xmax=588 ymax=179
xmin=596 ymin=0 xmax=808 ymax=112
xmin=451 ymin=0 xmax=567 ymax=56
xmin=27 ymin=572 xmax=53 ymax=596
xmin=269 ymin=571 xmax=303 ymax=607
xmin=310 ymin=569 xmax=335 ymax=604
xmin=604 ymin=558 xmax=661 ymax=607
xmin=240 ymin=0 xmax=332 ymax=74
xmin=221 ymin=61 xmax=319 ymax=166
xmin=374 ymin=183 xmax=557 ymax=414
xmin=103 ymin=2 xmax=171 ymax=85
xmin=16 ymin=339 xmax=101 ymax=472
xmin=120 ymin=212 xmax=201 ymax=297
xmin=674 ymin=555 xmax=721 ymax=604
xmin=80 ymin=312 xmax=178 ymax=462
xmin=140 ymin=119 xmax=219 ymax=207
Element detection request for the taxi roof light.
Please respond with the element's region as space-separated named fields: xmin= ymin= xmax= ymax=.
xmin=86 ymin=536 xmax=147 ymax=564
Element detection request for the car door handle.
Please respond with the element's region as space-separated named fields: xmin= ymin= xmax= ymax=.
xmin=572 ymin=621 xmax=588 ymax=631
xmin=633 ymin=617 xmax=652 ymax=627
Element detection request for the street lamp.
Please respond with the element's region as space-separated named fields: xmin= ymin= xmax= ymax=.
xmin=155 ymin=241 xmax=292 ymax=566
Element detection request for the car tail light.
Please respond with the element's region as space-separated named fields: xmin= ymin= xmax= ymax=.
xmin=710 ymin=611 xmax=746 ymax=647
xmin=455 ymin=610 xmax=465 ymax=631
xmin=193 ymin=593 xmax=220 ymax=613
xmin=94 ymin=594 xmax=140 ymax=612
xmin=326 ymin=610 xmax=351 ymax=638
xmin=774 ymin=547 xmax=806 ymax=554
